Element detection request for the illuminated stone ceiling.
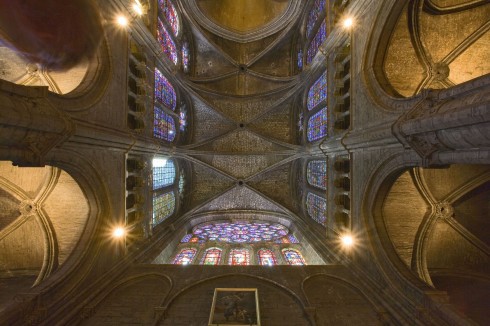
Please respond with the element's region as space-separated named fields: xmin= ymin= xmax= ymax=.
xmin=179 ymin=1 xmax=305 ymax=222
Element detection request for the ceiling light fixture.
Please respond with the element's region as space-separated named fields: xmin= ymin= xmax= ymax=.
xmin=343 ymin=17 xmax=354 ymax=29
xmin=113 ymin=226 xmax=126 ymax=238
xmin=340 ymin=234 xmax=354 ymax=247
xmin=116 ymin=15 xmax=129 ymax=27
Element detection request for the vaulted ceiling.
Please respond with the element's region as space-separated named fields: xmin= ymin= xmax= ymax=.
xmin=176 ymin=1 xmax=309 ymax=224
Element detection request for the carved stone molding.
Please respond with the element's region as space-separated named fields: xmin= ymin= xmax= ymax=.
xmin=434 ymin=201 xmax=454 ymax=221
xmin=393 ymin=75 xmax=490 ymax=166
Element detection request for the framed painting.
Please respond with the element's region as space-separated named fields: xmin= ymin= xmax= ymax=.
xmin=208 ymin=288 xmax=260 ymax=326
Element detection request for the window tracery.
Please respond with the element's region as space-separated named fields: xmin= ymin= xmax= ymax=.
xmin=152 ymin=158 xmax=175 ymax=189
xmin=171 ymin=220 xmax=307 ymax=265
xmin=257 ymin=249 xmax=277 ymax=266
xmin=158 ymin=0 xmax=180 ymax=36
xmin=306 ymin=192 xmax=327 ymax=226
xmin=192 ymin=221 xmax=289 ymax=243
xmin=282 ymin=249 xmax=306 ymax=265
xmin=157 ymin=18 xmax=178 ymax=64
xmin=153 ymin=107 xmax=176 ymax=142
xmin=306 ymin=0 xmax=326 ymax=39
xmin=173 ymin=248 xmax=196 ymax=265
xmin=306 ymin=19 xmax=326 ymax=64
xmin=307 ymin=74 xmax=327 ymax=111
xmin=307 ymin=160 xmax=327 ymax=190
xmin=153 ymin=191 xmax=175 ymax=225
xmin=229 ymin=248 xmax=250 ymax=265
xmin=307 ymin=107 xmax=328 ymax=142
xmin=154 ymin=69 xmax=177 ymax=111
xmin=201 ymin=247 xmax=222 ymax=265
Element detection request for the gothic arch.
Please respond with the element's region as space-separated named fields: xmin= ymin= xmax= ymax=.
xmin=302 ymin=274 xmax=383 ymax=325
xmin=366 ymin=154 xmax=490 ymax=323
xmin=363 ymin=0 xmax=490 ymax=111
xmin=79 ymin=273 xmax=172 ymax=325
xmin=47 ymin=35 xmax=112 ymax=112
xmin=158 ymin=273 xmax=313 ymax=325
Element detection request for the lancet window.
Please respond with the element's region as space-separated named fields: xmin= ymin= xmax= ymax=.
xmin=173 ymin=248 xmax=196 ymax=265
xmin=282 ymin=249 xmax=306 ymax=265
xmin=307 ymin=107 xmax=328 ymax=142
xmin=306 ymin=192 xmax=327 ymax=226
xmin=307 ymin=160 xmax=327 ymax=190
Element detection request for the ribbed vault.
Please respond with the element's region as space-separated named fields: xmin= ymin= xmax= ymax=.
xmin=173 ymin=1 xmax=310 ymax=246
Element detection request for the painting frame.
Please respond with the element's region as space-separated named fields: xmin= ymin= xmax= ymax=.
xmin=208 ymin=288 xmax=260 ymax=326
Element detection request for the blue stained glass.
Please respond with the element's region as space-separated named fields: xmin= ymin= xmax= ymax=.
xmin=306 ymin=192 xmax=327 ymax=226
xmin=287 ymin=235 xmax=299 ymax=244
xmin=298 ymin=49 xmax=303 ymax=70
xmin=179 ymin=109 xmax=187 ymax=132
xmin=154 ymin=69 xmax=176 ymax=111
xmin=306 ymin=0 xmax=327 ymax=39
xmin=258 ymin=249 xmax=277 ymax=266
xmin=154 ymin=107 xmax=176 ymax=142
xmin=307 ymin=160 xmax=327 ymax=190
xmin=157 ymin=18 xmax=178 ymax=64
xmin=153 ymin=159 xmax=175 ymax=190
xmin=159 ymin=0 xmax=180 ymax=36
xmin=307 ymin=73 xmax=327 ymax=111
xmin=173 ymin=248 xmax=196 ymax=264
xmin=181 ymin=234 xmax=193 ymax=243
xmin=282 ymin=249 xmax=306 ymax=265
xmin=182 ymin=41 xmax=190 ymax=73
xmin=306 ymin=20 xmax=327 ymax=64
xmin=307 ymin=107 xmax=328 ymax=142
xmin=191 ymin=221 xmax=290 ymax=243
xmin=153 ymin=191 xmax=175 ymax=225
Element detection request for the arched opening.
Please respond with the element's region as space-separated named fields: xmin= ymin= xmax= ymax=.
xmin=0 ymin=161 xmax=90 ymax=310
xmin=376 ymin=164 xmax=490 ymax=324
xmin=373 ymin=1 xmax=490 ymax=98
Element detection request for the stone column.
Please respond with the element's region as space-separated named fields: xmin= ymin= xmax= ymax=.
xmin=393 ymin=75 xmax=490 ymax=166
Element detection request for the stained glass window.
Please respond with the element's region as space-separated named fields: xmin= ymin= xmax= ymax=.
xmin=158 ymin=0 xmax=180 ymax=36
xmin=287 ymin=234 xmax=299 ymax=244
xmin=192 ymin=221 xmax=289 ymax=243
xmin=153 ymin=191 xmax=175 ymax=225
xmin=181 ymin=234 xmax=193 ymax=243
xmin=154 ymin=107 xmax=176 ymax=142
xmin=306 ymin=192 xmax=327 ymax=226
xmin=201 ymin=247 xmax=222 ymax=265
xmin=229 ymin=249 xmax=250 ymax=266
xmin=157 ymin=18 xmax=178 ymax=64
xmin=182 ymin=41 xmax=190 ymax=73
xmin=152 ymin=158 xmax=175 ymax=190
xmin=307 ymin=160 xmax=327 ymax=190
xmin=297 ymin=49 xmax=303 ymax=70
xmin=173 ymin=248 xmax=196 ymax=265
xmin=179 ymin=109 xmax=187 ymax=132
xmin=154 ymin=69 xmax=176 ymax=111
xmin=282 ymin=249 xmax=306 ymax=265
xmin=306 ymin=20 xmax=326 ymax=64
xmin=307 ymin=73 xmax=327 ymax=111
xmin=258 ymin=249 xmax=277 ymax=266
xmin=306 ymin=0 xmax=327 ymax=39
xmin=307 ymin=107 xmax=328 ymax=142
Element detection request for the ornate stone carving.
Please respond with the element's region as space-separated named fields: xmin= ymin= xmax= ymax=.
xmin=434 ymin=201 xmax=454 ymax=220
